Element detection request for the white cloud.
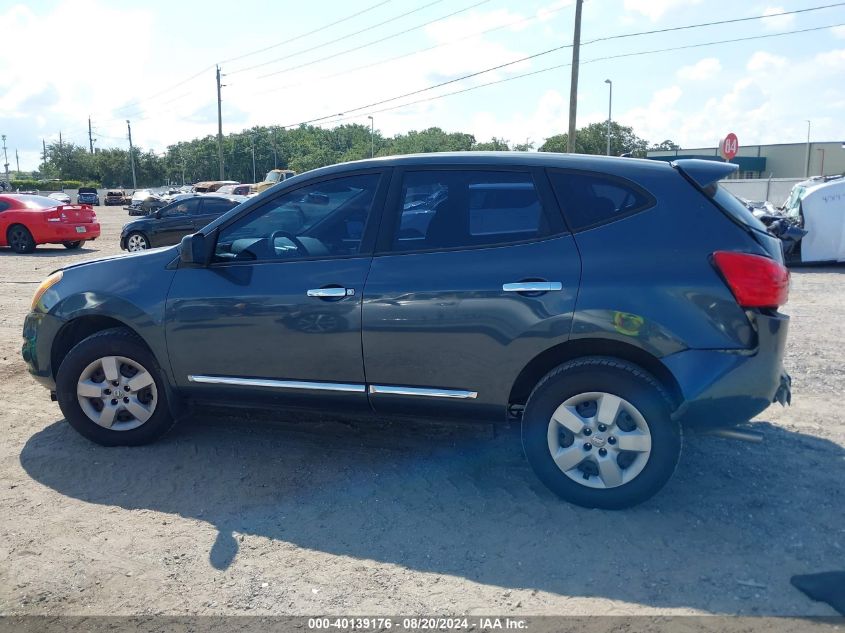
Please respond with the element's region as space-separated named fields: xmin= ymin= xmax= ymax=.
xmin=622 ymin=0 xmax=702 ymax=21
xmin=677 ymin=58 xmax=722 ymax=81
xmin=746 ymin=51 xmax=787 ymax=72
xmin=832 ymin=25 xmax=845 ymax=39
xmin=761 ymin=6 xmax=796 ymax=31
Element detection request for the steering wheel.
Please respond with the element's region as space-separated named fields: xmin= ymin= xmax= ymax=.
xmin=269 ymin=230 xmax=308 ymax=256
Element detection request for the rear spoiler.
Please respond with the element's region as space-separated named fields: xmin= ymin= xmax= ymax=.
xmin=671 ymin=159 xmax=738 ymax=189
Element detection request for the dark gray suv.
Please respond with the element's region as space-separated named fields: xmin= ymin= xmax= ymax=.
xmin=22 ymin=153 xmax=791 ymax=508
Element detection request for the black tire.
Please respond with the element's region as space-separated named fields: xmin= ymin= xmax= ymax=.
xmin=7 ymin=224 xmax=36 ymax=253
xmin=55 ymin=327 xmax=176 ymax=447
xmin=62 ymin=240 xmax=86 ymax=249
xmin=522 ymin=356 xmax=681 ymax=509
xmin=125 ymin=231 xmax=149 ymax=251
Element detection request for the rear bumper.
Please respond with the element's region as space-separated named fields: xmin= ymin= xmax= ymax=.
xmin=663 ymin=311 xmax=790 ymax=428
xmin=40 ymin=223 xmax=100 ymax=243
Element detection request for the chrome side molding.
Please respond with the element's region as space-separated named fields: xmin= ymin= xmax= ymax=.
xmin=188 ymin=376 xmax=478 ymax=399
xmin=187 ymin=375 xmax=366 ymax=393
xmin=368 ymin=385 xmax=478 ymax=399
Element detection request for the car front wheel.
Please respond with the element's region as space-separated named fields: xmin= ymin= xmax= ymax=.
xmin=56 ymin=328 xmax=175 ymax=446
xmin=125 ymin=232 xmax=149 ymax=251
xmin=522 ymin=357 xmax=681 ymax=509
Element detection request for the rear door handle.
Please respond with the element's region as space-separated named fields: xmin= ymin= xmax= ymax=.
xmin=307 ymin=287 xmax=355 ymax=298
xmin=502 ymin=281 xmax=563 ymax=293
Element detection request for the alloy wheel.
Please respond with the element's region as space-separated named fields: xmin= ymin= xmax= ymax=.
xmin=126 ymin=234 xmax=148 ymax=251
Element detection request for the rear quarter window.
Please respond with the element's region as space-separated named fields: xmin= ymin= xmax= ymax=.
xmin=706 ymin=184 xmax=769 ymax=233
xmin=548 ymin=170 xmax=655 ymax=231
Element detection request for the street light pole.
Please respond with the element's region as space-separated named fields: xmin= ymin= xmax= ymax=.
xmin=804 ymin=120 xmax=811 ymax=178
xmin=368 ymin=116 xmax=374 ymax=158
xmin=604 ymin=79 xmax=612 ymax=156
xmin=251 ymin=135 xmax=256 ymax=183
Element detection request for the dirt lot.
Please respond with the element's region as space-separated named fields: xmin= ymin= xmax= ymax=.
xmin=0 ymin=209 xmax=843 ymax=616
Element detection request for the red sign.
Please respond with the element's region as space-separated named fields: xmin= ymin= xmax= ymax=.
xmin=720 ymin=133 xmax=739 ymax=161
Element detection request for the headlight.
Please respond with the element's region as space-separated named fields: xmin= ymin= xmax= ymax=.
xmin=31 ymin=271 xmax=63 ymax=311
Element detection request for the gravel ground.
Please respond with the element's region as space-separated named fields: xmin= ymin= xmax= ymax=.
xmin=0 ymin=209 xmax=843 ymax=616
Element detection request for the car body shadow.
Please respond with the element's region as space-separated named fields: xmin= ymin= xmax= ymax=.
xmin=0 ymin=247 xmax=97 ymax=257
xmin=19 ymin=411 xmax=845 ymax=613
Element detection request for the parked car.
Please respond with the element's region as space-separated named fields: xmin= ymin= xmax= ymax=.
xmin=193 ymin=180 xmax=239 ymax=193
xmin=120 ymin=194 xmax=245 ymax=251
xmin=215 ymin=184 xmax=255 ymax=196
xmin=48 ymin=192 xmax=71 ymax=205
xmin=256 ymin=169 xmax=296 ymax=193
xmin=104 ymin=190 xmax=126 ymax=206
xmin=0 ymin=193 xmax=100 ymax=253
xmin=21 ymin=154 xmax=791 ymax=509
xmin=77 ymin=187 xmax=100 ymax=206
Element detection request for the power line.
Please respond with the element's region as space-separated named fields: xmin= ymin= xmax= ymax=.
xmin=253 ymin=0 xmax=494 ymax=80
xmin=92 ymin=3 xmax=845 ymax=134
xmin=219 ymin=0 xmax=394 ymax=65
xmin=111 ymin=65 xmax=215 ymax=116
xmin=251 ymin=2 xmax=572 ymax=96
xmin=282 ymin=21 xmax=845 ymax=129
xmin=238 ymin=2 xmax=845 ymax=92
xmin=228 ymin=0 xmax=448 ymax=75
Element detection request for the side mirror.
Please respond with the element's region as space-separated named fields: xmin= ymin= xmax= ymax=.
xmin=180 ymin=231 xmax=213 ymax=266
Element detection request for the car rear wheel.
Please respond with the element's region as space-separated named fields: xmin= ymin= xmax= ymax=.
xmin=7 ymin=225 xmax=36 ymax=253
xmin=522 ymin=357 xmax=681 ymax=509
xmin=126 ymin=232 xmax=149 ymax=252
xmin=62 ymin=240 xmax=86 ymax=249
xmin=55 ymin=328 xmax=175 ymax=446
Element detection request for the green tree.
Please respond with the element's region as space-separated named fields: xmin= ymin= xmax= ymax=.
xmin=650 ymin=139 xmax=680 ymax=151
xmin=471 ymin=137 xmax=510 ymax=151
xmin=540 ymin=121 xmax=649 ymax=157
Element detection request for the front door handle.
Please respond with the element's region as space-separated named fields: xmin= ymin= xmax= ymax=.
xmin=307 ymin=287 xmax=355 ymax=298
xmin=502 ymin=281 xmax=563 ymax=293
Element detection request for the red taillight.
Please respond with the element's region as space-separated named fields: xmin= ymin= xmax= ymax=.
xmin=712 ymin=251 xmax=789 ymax=309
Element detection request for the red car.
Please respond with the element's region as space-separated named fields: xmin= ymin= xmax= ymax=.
xmin=0 ymin=194 xmax=100 ymax=253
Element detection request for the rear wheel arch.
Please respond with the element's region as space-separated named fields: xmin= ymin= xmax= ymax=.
xmin=508 ymin=338 xmax=684 ymax=412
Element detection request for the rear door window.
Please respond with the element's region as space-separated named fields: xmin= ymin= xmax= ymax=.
xmin=198 ymin=197 xmax=239 ymax=216
xmin=548 ymin=170 xmax=654 ymax=231
xmin=388 ymin=170 xmax=562 ymax=252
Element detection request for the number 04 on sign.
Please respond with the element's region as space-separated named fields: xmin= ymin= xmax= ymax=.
xmin=720 ymin=132 xmax=739 ymax=161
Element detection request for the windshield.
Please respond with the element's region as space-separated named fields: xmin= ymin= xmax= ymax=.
xmin=783 ymin=185 xmax=807 ymax=218
xmin=264 ymin=171 xmax=282 ymax=183
xmin=20 ymin=195 xmax=64 ymax=209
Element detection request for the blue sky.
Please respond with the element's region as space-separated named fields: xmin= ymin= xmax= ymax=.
xmin=1 ymin=0 xmax=844 ymax=170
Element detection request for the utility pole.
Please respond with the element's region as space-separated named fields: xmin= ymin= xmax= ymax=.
xmin=126 ymin=120 xmax=137 ymax=190
xmin=216 ymin=65 xmax=224 ymax=180
xmin=272 ymin=129 xmax=278 ymax=168
xmin=368 ymin=115 xmax=375 ymax=158
xmin=15 ymin=148 xmax=20 ymax=175
xmin=1 ymin=135 xmax=9 ymax=185
xmin=604 ymin=79 xmax=612 ymax=156
xmin=566 ymin=0 xmax=584 ymax=153
xmin=42 ymin=139 xmax=47 ymax=164
xmin=88 ymin=116 xmax=94 ymax=153
xmin=804 ymin=120 xmax=811 ymax=178
xmin=59 ymin=131 xmax=63 ymax=150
